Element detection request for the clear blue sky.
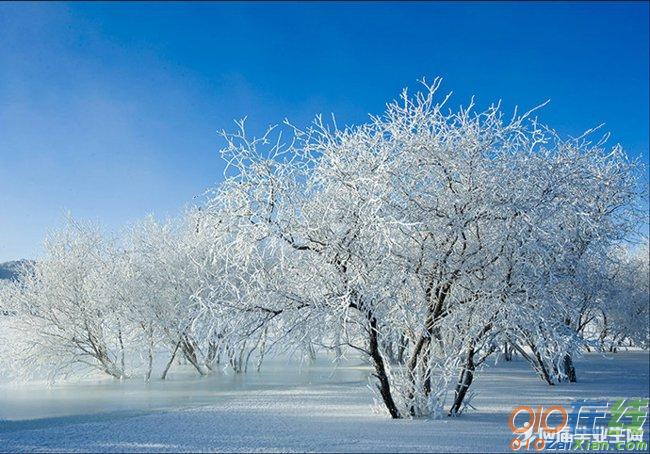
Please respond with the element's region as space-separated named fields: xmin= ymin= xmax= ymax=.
xmin=1 ymin=1 xmax=648 ymax=261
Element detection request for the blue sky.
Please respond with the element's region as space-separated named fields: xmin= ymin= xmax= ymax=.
xmin=0 ymin=1 xmax=648 ymax=261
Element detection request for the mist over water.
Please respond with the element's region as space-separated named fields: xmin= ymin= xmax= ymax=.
xmin=0 ymin=357 xmax=370 ymax=421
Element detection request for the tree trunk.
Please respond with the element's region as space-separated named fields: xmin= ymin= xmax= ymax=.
xmin=562 ymin=353 xmax=577 ymax=383
xmin=504 ymin=343 xmax=513 ymax=361
xmin=449 ymin=345 xmax=476 ymax=416
xmin=161 ymin=340 xmax=180 ymax=380
xmin=117 ymin=327 xmax=126 ymax=377
xmin=86 ymin=329 xmax=127 ymax=379
xmin=368 ymin=315 xmax=401 ymax=419
xmin=180 ymin=334 xmax=207 ymax=376
xmin=532 ymin=348 xmax=554 ymax=385
xmin=511 ymin=341 xmax=554 ymax=385
xmin=405 ymin=280 xmax=450 ymax=415
xmin=256 ymin=328 xmax=268 ymax=372
xmin=205 ymin=341 xmax=219 ymax=372
xmin=396 ymin=333 xmax=406 ymax=365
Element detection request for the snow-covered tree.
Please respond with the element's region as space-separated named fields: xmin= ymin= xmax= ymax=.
xmin=208 ymin=79 xmax=642 ymax=418
xmin=598 ymin=242 xmax=650 ymax=350
xmin=1 ymin=218 xmax=133 ymax=381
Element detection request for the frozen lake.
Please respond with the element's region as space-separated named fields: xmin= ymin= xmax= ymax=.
xmin=0 ymin=352 xmax=648 ymax=452
xmin=0 ymin=356 xmax=369 ymax=421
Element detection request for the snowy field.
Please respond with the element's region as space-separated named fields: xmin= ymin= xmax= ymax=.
xmin=0 ymin=352 xmax=647 ymax=452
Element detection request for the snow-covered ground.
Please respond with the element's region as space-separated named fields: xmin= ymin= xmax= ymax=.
xmin=0 ymin=352 xmax=648 ymax=452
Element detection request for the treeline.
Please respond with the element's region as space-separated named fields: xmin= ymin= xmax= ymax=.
xmin=1 ymin=80 xmax=648 ymax=418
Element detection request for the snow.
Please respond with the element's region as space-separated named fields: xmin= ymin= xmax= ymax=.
xmin=0 ymin=352 xmax=648 ymax=452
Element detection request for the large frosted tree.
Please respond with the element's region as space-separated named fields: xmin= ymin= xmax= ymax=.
xmin=207 ymin=79 xmax=642 ymax=417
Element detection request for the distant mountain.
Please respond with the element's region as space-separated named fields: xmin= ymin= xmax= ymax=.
xmin=0 ymin=260 xmax=32 ymax=281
